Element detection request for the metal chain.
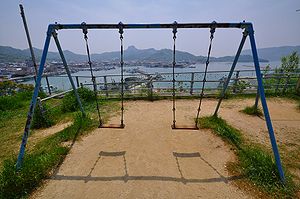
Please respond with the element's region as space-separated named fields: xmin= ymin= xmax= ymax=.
xmin=119 ymin=22 xmax=125 ymax=127
xmin=81 ymin=22 xmax=102 ymax=126
xmin=172 ymin=21 xmax=177 ymax=128
xmin=195 ymin=22 xmax=216 ymax=126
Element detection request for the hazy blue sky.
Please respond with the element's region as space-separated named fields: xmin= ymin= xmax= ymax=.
xmin=0 ymin=0 xmax=299 ymax=57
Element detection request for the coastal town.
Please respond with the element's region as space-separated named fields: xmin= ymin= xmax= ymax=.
xmin=0 ymin=59 xmax=196 ymax=80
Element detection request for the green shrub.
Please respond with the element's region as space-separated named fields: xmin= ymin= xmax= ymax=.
xmin=61 ymin=91 xmax=79 ymax=112
xmin=31 ymin=103 xmax=54 ymax=129
xmin=0 ymin=80 xmax=40 ymax=112
xmin=77 ymin=87 xmax=95 ymax=102
xmin=232 ymin=80 xmax=250 ymax=94
xmin=16 ymin=83 xmax=34 ymax=94
xmin=61 ymin=87 xmax=95 ymax=112
xmin=0 ymin=81 xmax=18 ymax=96
xmin=0 ymin=81 xmax=34 ymax=96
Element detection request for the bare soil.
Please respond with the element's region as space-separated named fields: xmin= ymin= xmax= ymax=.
xmin=28 ymin=122 xmax=72 ymax=151
xmin=31 ymin=122 xmax=72 ymax=140
xmin=32 ymin=98 xmax=300 ymax=199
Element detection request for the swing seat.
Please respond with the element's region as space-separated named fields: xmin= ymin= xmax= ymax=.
xmin=99 ymin=123 xmax=125 ymax=129
xmin=171 ymin=124 xmax=199 ymax=130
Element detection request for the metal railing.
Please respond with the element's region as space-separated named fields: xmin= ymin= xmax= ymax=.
xmin=6 ymin=69 xmax=300 ymax=100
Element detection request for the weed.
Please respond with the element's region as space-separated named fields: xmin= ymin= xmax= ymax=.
xmin=217 ymin=89 xmax=231 ymax=99
xmin=241 ymin=105 xmax=263 ymax=116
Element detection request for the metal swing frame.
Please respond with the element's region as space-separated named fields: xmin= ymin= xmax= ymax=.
xmin=15 ymin=21 xmax=286 ymax=184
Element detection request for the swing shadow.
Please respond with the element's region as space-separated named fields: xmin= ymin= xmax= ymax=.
xmin=52 ymin=151 xmax=244 ymax=184
xmin=173 ymin=152 xmax=229 ymax=184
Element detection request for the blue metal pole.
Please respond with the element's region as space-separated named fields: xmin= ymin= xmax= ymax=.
xmin=214 ymin=31 xmax=248 ymax=116
xmin=52 ymin=31 xmax=85 ymax=117
xmin=51 ymin=22 xmax=251 ymax=30
xmin=248 ymin=24 xmax=285 ymax=183
xmin=16 ymin=25 xmax=53 ymax=170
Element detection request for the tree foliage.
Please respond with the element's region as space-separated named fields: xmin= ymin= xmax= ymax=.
xmin=280 ymin=51 xmax=299 ymax=73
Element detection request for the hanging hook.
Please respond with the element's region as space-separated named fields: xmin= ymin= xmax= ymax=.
xmin=172 ymin=21 xmax=178 ymax=40
xmin=81 ymin=22 xmax=88 ymax=39
xmin=118 ymin=22 xmax=124 ymax=39
xmin=210 ymin=21 xmax=217 ymax=39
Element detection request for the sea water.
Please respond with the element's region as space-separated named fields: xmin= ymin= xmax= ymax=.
xmin=28 ymin=61 xmax=281 ymax=93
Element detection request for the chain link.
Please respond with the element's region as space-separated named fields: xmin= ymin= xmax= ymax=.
xmin=81 ymin=22 xmax=102 ymax=126
xmin=195 ymin=22 xmax=216 ymax=126
xmin=172 ymin=21 xmax=177 ymax=128
xmin=119 ymin=22 xmax=125 ymax=127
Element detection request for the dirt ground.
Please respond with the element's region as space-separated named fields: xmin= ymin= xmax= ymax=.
xmin=32 ymin=98 xmax=300 ymax=199
xmin=27 ymin=122 xmax=72 ymax=151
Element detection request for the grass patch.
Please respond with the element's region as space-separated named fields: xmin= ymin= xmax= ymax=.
xmin=0 ymin=91 xmax=32 ymax=111
xmin=0 ymin=92 xmax=72 ymax=167
xmin=241 ymin=105 xmax=263 ymax=117
xmin=239 ymin=145 xmax=295 ymax=196
xmin=0 ymin=113 xmax=96 ymax=199
xmin=199 ymin=116 xmax=242 ymax=147
xmin=0 ymin=86 xmax=118 ymax=198
xmin=217 ymin=90 xmax=231 ymax=99
xmin=198 ymin=115 xmax=297 ymax=198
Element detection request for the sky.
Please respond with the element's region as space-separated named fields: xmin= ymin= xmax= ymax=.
xmin=0 ymin=0 xmax=299 ymax=57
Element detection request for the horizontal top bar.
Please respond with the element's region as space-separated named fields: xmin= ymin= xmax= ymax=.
xmin=51 ymin=22 xmax=252 ymax=30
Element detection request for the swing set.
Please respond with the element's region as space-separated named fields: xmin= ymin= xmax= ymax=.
xmin=16 ymin=21 xmax=285 ymax=183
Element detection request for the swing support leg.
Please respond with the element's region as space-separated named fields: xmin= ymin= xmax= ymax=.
xmin=52 ymin=31 xmax=85 ymax=117
xmin=248 ymin=24 xmax=285 ymax=183
xmin=214 ymin=31 xmax=248 ymax=116
xmin=16 ymin=26 xmax=52 ymax=170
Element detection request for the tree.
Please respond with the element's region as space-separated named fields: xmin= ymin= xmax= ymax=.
xmin=280 ymin=51 xmax=299 ymax=73
xmin=279 ymin=52 xmax=300 ymax=93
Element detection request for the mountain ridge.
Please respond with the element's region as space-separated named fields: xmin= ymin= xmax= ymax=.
xmin=2 ymin=44 xmax=294 ymax=63
xmin=241 ymin=45 xmax=300 ymax=61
